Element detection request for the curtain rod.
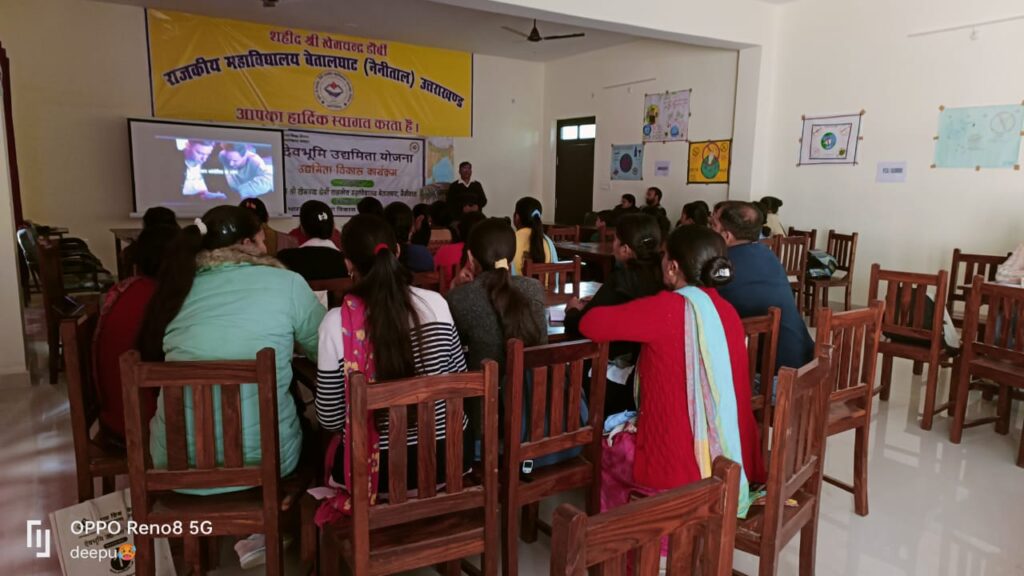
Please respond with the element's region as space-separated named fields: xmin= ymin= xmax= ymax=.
xmin=908 ymin=13 xmax=1024 ymax=38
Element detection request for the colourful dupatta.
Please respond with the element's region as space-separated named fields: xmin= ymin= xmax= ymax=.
xmin=675 ymin=286 xmax=753 ymax=517
xmin=314 ymin=295 xmax=382 ymax=526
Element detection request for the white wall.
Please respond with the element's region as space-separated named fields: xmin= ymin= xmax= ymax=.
xmin=0 ymin=0 xmax=545 ymax=271
xmin=543 ymin=39 xmax=738 ymax=222
xmin=764 ymin=0 xmax=1024 ymax=302
xmin=0 ymin=56 xmax=27 ymax=381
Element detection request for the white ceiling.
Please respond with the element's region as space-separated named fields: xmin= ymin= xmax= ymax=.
xmin=101 ymin=0 xmax=639 ymax=62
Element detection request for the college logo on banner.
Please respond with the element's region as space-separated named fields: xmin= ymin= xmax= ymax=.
xmin=147 ymin=10 xmax=472 ymax=137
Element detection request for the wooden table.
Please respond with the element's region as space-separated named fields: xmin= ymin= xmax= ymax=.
xmin=544 ymin=280 xmax=602 ymax=306
xmin=111 ymin=228 xmax=141 ymax=279
xmin=555 ymin=241 xmax=616 ymax=281
xmin=546 ymin=281 xmax=602 ymax=342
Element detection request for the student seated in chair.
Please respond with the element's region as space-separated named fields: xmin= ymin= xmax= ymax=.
xmin=511 ymin=196 xmax=558 ymax=274
xmin=138 ymin=205 xmax=325 ymax=494
xmin=314 ymin=215 xmax=469 ymax=520
xmin=239 ymin=197 xmax=297 ymax=257
xmin=276 ymin=200 xmax=348 ymax=281
xmin=384 ymin=202 xmax=435 ymax=273
xmin=579 ymin=225 xmax=765 ymax=518
xmin=712 ymin=201 xmax=814 ymax=372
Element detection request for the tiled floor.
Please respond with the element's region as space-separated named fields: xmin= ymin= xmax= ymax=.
xmin=3 ymin=307 xmax=1023 ymax=575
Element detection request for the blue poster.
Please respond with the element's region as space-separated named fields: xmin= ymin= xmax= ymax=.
xmin=611 ymin=143 xmax=644 ymax=180
xmin=934 ymin=104 xmax=1024 ymax=169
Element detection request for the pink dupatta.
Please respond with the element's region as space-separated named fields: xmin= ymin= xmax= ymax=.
xmin=314 ymin=295 xmax=382 ymax=526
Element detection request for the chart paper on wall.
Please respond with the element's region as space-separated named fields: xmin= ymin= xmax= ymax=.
xmin=933 ymin=104 xmax=1024 ymax=170
xmin=643 ymin=90 xmax=691 ymax=143
xmin=798 ymin=113 xmax=863 ymax=166
xmin=687 ymin=139 xmax=731 ymax=184
xmin=611 ymin=144 xmax=644 ymax=180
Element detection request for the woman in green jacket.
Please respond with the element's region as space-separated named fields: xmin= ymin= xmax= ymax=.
xmin=138 ymin=205 xmax=325 ymax=495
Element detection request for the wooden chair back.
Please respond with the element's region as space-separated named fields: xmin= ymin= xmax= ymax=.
xmin=758 ymin=352 xmax=831 ymax=552
xmin=308 ymin=277 xmax=354 ymax=308
xmin=948 ymin=249 xmax=1010 ymax=309
xmin=788 ymin=227 xmax=818 ymax=251
xmin=550 ymin=458 xmax=741 ymax=576
xmin=815 ymin=301 xmax=884 ymax=405
xmin=119 ymin=348 xmax=282 ymax=538
xmin=826 ymin=230 xmax=858 ymax=277
xmin=778 ymin=235 xmax=810 ymax=283
xmin=523 ymin=256 xmax=582 ymax=299
xmin=743 ymin=307 xmax=781 ymax=456
xmin=759 ymin=235 xmax=781 ymax=256
xmin=867 ymin=264 xmax=949 ymax=349
xmin=346 ymin=362 xmax=501 ymax=575
xmin=62 ymin=312 xmax=127 ymax=502
xmin=599 ymin=226 xmax=616 ymax=246
xmin=546 ymin=225 xmax=581 ymax=244
xmin=963 ymin=276 xmax=1024 ymax=368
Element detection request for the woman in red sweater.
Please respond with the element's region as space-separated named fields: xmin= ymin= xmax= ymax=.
xmin=579 ymin=225 xmax=765 ymax=513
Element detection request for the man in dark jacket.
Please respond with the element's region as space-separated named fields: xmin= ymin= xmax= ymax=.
xmin=447 ymin=161 xmax=487 ymax=217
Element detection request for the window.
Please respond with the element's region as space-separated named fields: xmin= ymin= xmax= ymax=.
xmin=579 ymin=124 xmax=596 ymax=139
xmin=559 ymin=122 xmax=596 ymax=141
xmin=560 ymin=125 xmax=579 ymax=141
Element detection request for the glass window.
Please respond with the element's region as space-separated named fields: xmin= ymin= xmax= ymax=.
xmin=579 ymin=124 xmax=596 ymax=139
xmin=560 ymin=125 xmax=578 ymax=140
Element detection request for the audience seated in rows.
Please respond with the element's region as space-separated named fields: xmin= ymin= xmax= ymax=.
xmin=277 ymin=200 xmax=348 ymax=281
xmin=356 ymin=196 xmax=384 ymax=217
xmin=384 ymin=202 xmax=435 ymax=273
xmin=138 ymin=205 xmax=325 ymax=495
xmin=434 ymin=211 xmax=487 ymax=273
xmin=713 ymin=201 xmax=814 ymax=371
xmin=579 ymin=224 xmax=766 ymax=514
xmin=565 ymin=214 xmax=664 ymax=415
xmin=313 ymin=214 xmax=468 ymax=520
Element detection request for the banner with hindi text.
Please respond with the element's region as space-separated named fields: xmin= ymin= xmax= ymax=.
xmin=284 ymin=131 xmax=424 ymax=216
xmin=148 ymin=10 xmax=472 ymax=137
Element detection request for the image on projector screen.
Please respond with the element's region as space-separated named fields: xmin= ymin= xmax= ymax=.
xmin=129 ymin=119 xmax=286 ymax=218
xmin=172 ymin=137 xmax=274 ymax=200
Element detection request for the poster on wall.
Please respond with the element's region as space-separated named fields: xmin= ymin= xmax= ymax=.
xmin=147 ymin=10 xmax=472 ymax=137
xmin=643 ymin=90 xmax=691 ymax=143
xmin=284 ymin=131 xmax=424 ymax=216
xmin=687 ymin=139 xmax=731 ymax=184
xmin=933 ymin=104 xmax=1024 ymax=170
xmin=611 ymin=144 xmax=644 ymax=180
xmin=798 ymin=112 xmax=863 ymax=166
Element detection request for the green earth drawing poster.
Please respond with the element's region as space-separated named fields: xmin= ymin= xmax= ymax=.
xmin=688 ymin=139 xmax=731 ymax=184
xmin=933 ymin=104 xmax=1024 ymax=169
xmin=799 ymin=112 xmax=863 ymax=166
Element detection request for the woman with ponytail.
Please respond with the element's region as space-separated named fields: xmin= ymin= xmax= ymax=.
xmin=314 ymin=215 xmax=469 ymax=523
xmin=137 ymin=205 xmax=325 ymax=496
xmin=511 ymin=196 xmax=557 ymax=274
xmin=579 ymin=225 xmax=765 ymax=521
xmin=564 ymin=213 xmax=665 ymax=415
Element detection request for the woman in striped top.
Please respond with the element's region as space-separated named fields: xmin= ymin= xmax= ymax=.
xmin=315 ymin=214 xmax=469 ymax=496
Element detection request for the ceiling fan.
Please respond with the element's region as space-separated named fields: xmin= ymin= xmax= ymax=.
xmin=502 ymin=19 xmax=586 ymax=42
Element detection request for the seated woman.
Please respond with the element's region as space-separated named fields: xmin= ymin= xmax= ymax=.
xmin=277 ymin=200 xmax=348 ymax=281
xmin=314 ymin=215 xmax=469 ymax=522
xmin=138 ymin=205 xmax=325 ymax=495
xmin=677 ymin=200 xmax=710 ymax=228
xmin=239 ymin=197 xmax=297 ymax=257
xmin=95 ymin=224 xmax=178 ymax=441
xmin=383 ymin=202 xmax=435 ymax=273
xmin=564 ymin=214 xmax=664 ymax=416
xmin=433 ymin=211 xmax=487 ymax=278
xmin=760 ymin=195 xmax=786 ymax=237
xmin=511 ymin=196 xmax=558 ymax=274
xmin=579 ymin=225 xmax=766 ymax=517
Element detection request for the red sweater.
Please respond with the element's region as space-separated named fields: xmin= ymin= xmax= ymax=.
xmin=579 ymin=288 xmax=766 ymax=489
xmin=94 ymin=277 xmax=159 ymax=439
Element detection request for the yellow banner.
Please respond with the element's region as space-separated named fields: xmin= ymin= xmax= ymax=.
xmin=687 ymin=139 xmax=731 ymax=184
xmin=147 ymin=10 xmax=472 ymax=137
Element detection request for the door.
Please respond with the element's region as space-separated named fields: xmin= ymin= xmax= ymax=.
xmin=555 ymin=117 xmax=595 ymax=225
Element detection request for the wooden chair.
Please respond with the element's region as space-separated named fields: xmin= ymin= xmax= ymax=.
xmin=545 ymin=225 xmax=581 ymax=244
xmin=599 ymin=226 xmax=616 ymax=246
xmin=947 ymin=249 xmax=1010 ymax=327
xmin=759 ymin=235 xmax=781 ymax=257
xmin=120 ymin=348 xmax=311 ymax=576
xmin=523 ymin=256 xmax=582 ymax=301
xmin=788 ymin=227 xmax=818 ymax=251
xmin=814 ymin=301 xmax=884 ymax=516
xmin=37 ymin=236 xmax=102 ymax=383
xmin=308 ymin=277 xmax=354 ymax=309
xmin=950 ymin=276 xmax=1024 ymax=467
xmin=60 ymin=313 xmax=127 ymax=503
xmin=778 ymin=235 xmax=811 ymax=316
xmin=806 ymin=230 xmax=858 ymax=327
xmin=735 ymin=351 xmax=832 ymax=576
xmin=550 ymin=457 xmax=741 ymax=576
xmin=742 ymin=307 xmax=781 ymax=460
xmin=502 ymin=339 xmax=609 ymax=576
xmin=868 ymin=264 xmax=953 ymax=431
xmin=320 ymin=361 xmax=501 ymax=575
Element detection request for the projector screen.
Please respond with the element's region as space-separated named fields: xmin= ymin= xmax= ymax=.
xmin=129 ymin=119 xmax=286 ymax=218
